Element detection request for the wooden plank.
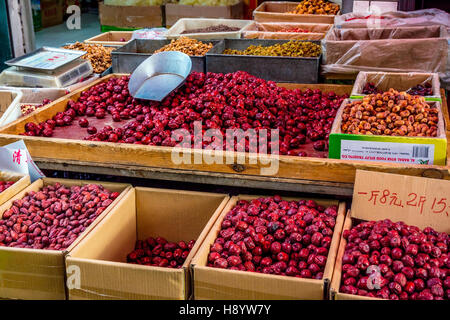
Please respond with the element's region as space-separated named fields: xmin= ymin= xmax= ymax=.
xmin=0 ymin=74 xmax=448 ymax=186
xmin=35 ymin=158 xmax=354 ymax=196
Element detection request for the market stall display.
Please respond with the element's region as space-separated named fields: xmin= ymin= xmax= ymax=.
xmin=166 ymin=18 xmax=251 ymax=40
xmin=206 ymin=40 xmax=321 ymax=83
xmin=330 ymin=171 xmax=450 ymax=300
xmin=241 ymin=22 xmax=331 ymax=40
xmin=191 ymin=194 xmax=346 ymax=299
xmin=0 ymin=178 xmax=132 ymax=300
xmin=65 ymin=187 xmax=229 ymax=300
xmin=253 ymin=1 xmax=339 ymax=24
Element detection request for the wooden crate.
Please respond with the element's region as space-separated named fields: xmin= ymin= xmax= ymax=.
xmin=0 ymin=74 xmax=448 ymax=186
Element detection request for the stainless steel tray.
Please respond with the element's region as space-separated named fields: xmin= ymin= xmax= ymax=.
xmin=112 ymin=39 xmax=218 ymax=74
xmin=5 ymin=47 xmax=87 ymax=73
xmin=206 ymin=39 xmax=321 ymax=84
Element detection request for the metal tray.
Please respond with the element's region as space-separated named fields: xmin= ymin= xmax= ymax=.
xmin=5 ymin=47 xmax=87 ymax=73
xmin=112 ymin=39 xmax=218 ymax=74
xmin=206 ymin=39 xmax=321 ymax=83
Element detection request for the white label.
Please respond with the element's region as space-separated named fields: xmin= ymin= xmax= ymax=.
xmin=341 ymin=140 xmax=434 ymax=165
xmin=370 ymin=1 xmax=398 ymax=13
xmin=353 ymin=1 xmax=370 ymax=14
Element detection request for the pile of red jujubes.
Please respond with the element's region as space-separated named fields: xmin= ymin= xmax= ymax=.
xmin=127 ymin=237 xmax=196 ymax=268
xmin=0 ymin=183 xmax=120 ymax=250
xmin=408 ymin=83 xmax=433 ymax=96
xmin=21 ymin=72 xmax=348 ymax=156
xmin=0 ymin=181 xmax=15 ymax=193
xmin=340 ymin=219 xmax=450 ymax=300
xmin=207 ymin=196 xmax=338 ymax=279
xmin=362 ymin=82 xmax=383 ymax=95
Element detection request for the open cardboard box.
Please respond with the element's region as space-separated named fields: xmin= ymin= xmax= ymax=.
xmin=329 ymin=99 xmax=448 ymax=166
xmin=351 ymin=72 xmax=441 ymax=102
xmin=191 ymin=194 xmax=346 ymax=300
xmin=253 ymin=2 xmax=339 ymax=24
xmin=84 ymin=31 xmax=133 ymax=47
xmin=0 ymin=178 xmax=132 ymax=300
xmin=330 ymin=170 xmax=450 ymax=300
xmin=0 ymin=172 xmax=30 ymax=206
xmin=166 ymin=18 xmax=252 ymax=40
xmin=65 ymin=187 xmax=229 ymax=300
xmin=241 ymin=22 xmax=331 ymax=40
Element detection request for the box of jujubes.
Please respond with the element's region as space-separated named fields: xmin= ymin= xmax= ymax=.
xmin=65 ymin=187 xmax=229 ymax=300
xmin=191 ymin=194 xmax=346 ymax=299
xmin=0 ymin=178 xmax=132 ymax=300
xmin=330 ymin=170 xmax=450 ymax=300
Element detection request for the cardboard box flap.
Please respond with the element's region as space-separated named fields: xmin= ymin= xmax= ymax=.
xmin=351 ymin=170 xmax=450 ymax=233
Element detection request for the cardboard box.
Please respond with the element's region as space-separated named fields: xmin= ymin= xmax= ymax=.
xmin=241 ymin=22 xmax=331 ymax=40
xmin=351 ymin=72 xmax=441 ymax=102
xmin=322 ymin=25 xmax=448 ymax=74
xmin=191 ymin=195 xmax=346 ymax=300
xmin=0 ymin=172 xmax=30 ymax=206
xmin=165 ymin=2 xmax=245 ymax=27
xmin=85 ymin=31 xmax=133 ymax=46
xmin=166 ymin=18 xmax=251 ymax=40
xmin=253 ymin=1 xmax=339 ymax=24
xmin=99 ymin=2 xmax=163 ymax=29
xmin=330 ymin=170 xmax=450 ymax=300
xmin=329 ymin=99 xmax=448 ymax=166
xmin=0 ymin=89 xmax=23 ymax=127
xmin=66 ymin=187 xmax=229 ymax=300
xmin=0 ymin=178 xmax=132 ymax=300
xmin=41 ymin=0 xmax=64 ymax=28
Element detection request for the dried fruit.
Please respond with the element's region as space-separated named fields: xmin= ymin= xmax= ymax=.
xmin=127 ymin=237 xmax=195 ymax=268
xmin=153 ymin=37 xmax=213 ymax=56
xmin=340 ymin=219 xmax=449 ymax=300
xmin=63 ymin=42 xmax=114 ymax=74
xmin=341 ymin=89 xmax=439 ymax=137
xmin=207 ymin=196 xmax=338 ymax=279
xmin=0 ymin=182 xmax=119 ymax=250
xmin=288 ymin=0 xmax=340 ymax=15
xmin=223 ymin=41 xmax=321 ymax=58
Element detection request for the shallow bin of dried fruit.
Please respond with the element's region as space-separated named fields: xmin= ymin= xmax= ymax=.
xmin=191 ymin=194 xmax=346 ymax=300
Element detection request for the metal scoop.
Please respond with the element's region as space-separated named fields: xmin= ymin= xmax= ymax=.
xmin=128 ymin=51 xmax=192 ymax=101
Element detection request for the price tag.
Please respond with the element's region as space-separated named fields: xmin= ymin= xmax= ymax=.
xmin=352 ymin=170 xmax=450 ymax=232
xmin=0 ymin=140 xmax=45 ymax=182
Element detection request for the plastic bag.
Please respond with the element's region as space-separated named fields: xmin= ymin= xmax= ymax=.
xmin=322 ymin=25 xmax=448 ymax=75
xmin=335 ymin=8 xmax=450 ymax=29
xmin=351 ymin=71 xmax=441 ymax=98
xmin=132 ymin=28 xmax=168 ymax=40
xmin=241 ymin=22 xmax=330 ymax=40
xmin=104 ymin=0 xmax=165 ymax=5
xmin=178 ymin=0 xmax=240 ymax=6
